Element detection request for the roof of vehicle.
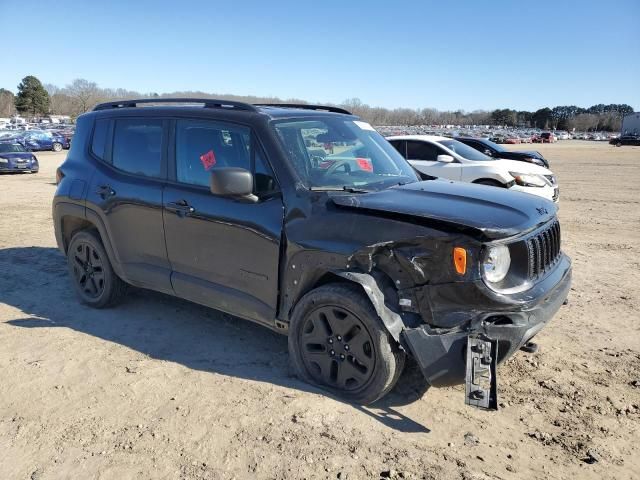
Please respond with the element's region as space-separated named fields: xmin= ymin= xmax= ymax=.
xmin=91 ymin=98 xmax=355 ymax=119
xmin=456 ymin=137 xmax=491 ymax=143
xmin=385 ymin=134 xmax=450 ymax=142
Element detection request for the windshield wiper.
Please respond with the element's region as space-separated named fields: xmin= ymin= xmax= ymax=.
xmin=310 ymin=186 xmax=371 ymax=193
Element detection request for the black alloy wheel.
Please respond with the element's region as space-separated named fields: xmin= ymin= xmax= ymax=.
xmin=66 ymin=230 xmax=127 ymax=308
xmin=300 ymin=305 xmax=375 ymax=391
xmin=288 ymin=283 xmax=405 ymax=404
xmin=71 ymin=240 xmax=106 ymax=299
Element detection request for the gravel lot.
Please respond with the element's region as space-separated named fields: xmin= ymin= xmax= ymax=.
xmin=0 ymin=141 xmax=638 ymax=479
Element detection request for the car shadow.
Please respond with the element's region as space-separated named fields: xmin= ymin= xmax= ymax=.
xmin=0 ymin=246 xmax=430 ymax=434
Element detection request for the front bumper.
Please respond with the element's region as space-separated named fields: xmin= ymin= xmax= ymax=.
xmin=0 ymin=162 xmax=39 ymax=172
xmin=402 ymin=254 xmax=572 ymax=388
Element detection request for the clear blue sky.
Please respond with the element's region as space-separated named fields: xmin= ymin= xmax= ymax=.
xmin=1 ymin=0 xmax=638 ymax=111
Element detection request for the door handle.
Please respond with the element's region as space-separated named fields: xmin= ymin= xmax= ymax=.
xmin=95 ymin=185 xmax=115 ymax=199
xmin=166 ymin=200 xmax=195 ymax=216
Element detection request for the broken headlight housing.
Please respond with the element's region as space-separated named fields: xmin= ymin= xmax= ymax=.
xmin=482 ymin=245 xmax=511 ymax=283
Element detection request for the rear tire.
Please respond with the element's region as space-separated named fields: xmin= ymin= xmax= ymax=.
xmin=288 ymin=283 xmax=405 ymax=404
xmin=66 ymin=230 xmax=127 ymax=308
xmin=52 ymin=142 xmax=63 ymax=152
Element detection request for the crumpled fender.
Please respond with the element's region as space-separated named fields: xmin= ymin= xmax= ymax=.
xmin=335 ymin=270 xmax=404 ymax=342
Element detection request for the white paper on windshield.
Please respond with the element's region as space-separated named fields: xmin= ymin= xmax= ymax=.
xmin=353 ymin=121 xmax=376 ymax=131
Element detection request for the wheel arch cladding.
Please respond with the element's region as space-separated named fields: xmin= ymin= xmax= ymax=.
xmin=61 ymin=215 xmax=95 ymax=252
xmin=334 ymin=271 xmax=405 ymax=342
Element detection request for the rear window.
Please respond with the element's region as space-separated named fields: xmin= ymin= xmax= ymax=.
xmin=112 ymin=119 xmax=163 ymax=177
xmin=91 ymin=119 xmax=109 ymax=160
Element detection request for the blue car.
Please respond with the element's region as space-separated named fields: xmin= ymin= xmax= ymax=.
xmin=0 ymin=142 xmax=39 ymax=173
xmin=16 ymin=130 xmax=70 ymax=152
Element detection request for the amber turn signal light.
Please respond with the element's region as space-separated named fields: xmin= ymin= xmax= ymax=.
xmin=453 ymin=247 xmax=467 ymax=275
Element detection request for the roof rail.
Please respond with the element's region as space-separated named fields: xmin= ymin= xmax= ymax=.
xmin=93 ymin=98 xmax=259 ymax=112
xmin=254 ymin=103 xmax=352 ymax=115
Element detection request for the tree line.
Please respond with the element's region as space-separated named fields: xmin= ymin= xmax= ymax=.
xmin=0 ymin=75 xmax=634 ymax=132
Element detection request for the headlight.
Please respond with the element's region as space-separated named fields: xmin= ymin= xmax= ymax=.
xmin=0 ymin=157 xmax=8 ymax=164
xmin=509 ymin=172 xmax=548 ymax=187
xmin=482 ymin=245 xmax=511 ymax=283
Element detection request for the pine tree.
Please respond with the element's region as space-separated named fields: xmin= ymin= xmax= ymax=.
xmin=15 ymin=76 xmax=50 ymax=115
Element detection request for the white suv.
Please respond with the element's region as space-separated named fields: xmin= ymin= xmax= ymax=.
xmin=387 ymin=135 xmax=559 ymax=202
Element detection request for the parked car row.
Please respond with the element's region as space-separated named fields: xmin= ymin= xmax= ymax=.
xmin=0 ymin=129 xmax=71 ymax=152
xmin=377 ymin=125 xmax=621 ymax=144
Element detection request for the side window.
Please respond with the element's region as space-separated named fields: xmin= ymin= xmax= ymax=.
xmin=112 ymin=119 xmax=163 ymax=177
xmin=406 ymin=141 xmax=439 ymax=161
xmin=468 ymin=140 xmax=482 ymax=151
xmin=390 ymin=140 xmax=406 ymax=158
xmin=91 ymin=119 xmax=109 ymax=160
xmin=175 ymin=119 xmax=251 ymax=188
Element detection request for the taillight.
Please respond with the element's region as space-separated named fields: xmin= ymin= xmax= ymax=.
xmin=56 ymin=168 xmax=65 ymax=185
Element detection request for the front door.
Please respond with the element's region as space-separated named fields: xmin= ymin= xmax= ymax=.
xmin=163 ymin=118 xmax=284 ymax=325
xmin=405 ymin=140 xmax=462 ymax=180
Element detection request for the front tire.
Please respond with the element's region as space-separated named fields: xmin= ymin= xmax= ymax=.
xmin=66 ymin=230 xmax=127 ymax=308
xmin=288 ymin=283 xmax=405 ymax=404
xmin=52 ymin=142 xmax=63 ymax=152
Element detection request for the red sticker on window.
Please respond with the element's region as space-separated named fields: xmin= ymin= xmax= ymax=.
xmin=200 ymin=150 xmax=216 ymax=170
xmin=356 ymin=157 xmax=373 ymax=172
xmin=319 ymin=159 xmax=336 ymax=169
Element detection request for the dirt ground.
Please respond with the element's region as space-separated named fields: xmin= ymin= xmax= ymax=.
xmin=0 ymin=140 xmax=638 ymax=480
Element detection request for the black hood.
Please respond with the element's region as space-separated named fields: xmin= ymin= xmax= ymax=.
xmin=495 ymin=150 xmax=548 ymax=167
xmin=331 ymin=179 xmax=556 ymax=240
xmin=517 ymin=150 xmax=544 ymax=159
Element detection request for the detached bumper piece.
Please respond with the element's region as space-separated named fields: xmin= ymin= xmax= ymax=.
xmin=465 ymin=335 xmax=498 ymax=410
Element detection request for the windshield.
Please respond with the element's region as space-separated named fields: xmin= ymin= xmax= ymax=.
xmin=0 ymin=143 xmax=26 ymax=153
xmin=273 ymin=118 xmax=419 ymax=191
xmin=437 ymin=139 xmax=493 ymax=161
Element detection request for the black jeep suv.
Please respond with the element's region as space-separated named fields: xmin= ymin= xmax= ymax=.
xmin=53 ymin=99 xmax=571 ymax=408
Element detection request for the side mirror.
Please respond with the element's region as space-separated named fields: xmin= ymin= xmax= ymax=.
xmin=436 ymin=154 xmax=454 ymax=163
xmin=484 ymin=149 xmax=493 ymax=156
xmin=210 ymin=167 xmax=257 ymax=202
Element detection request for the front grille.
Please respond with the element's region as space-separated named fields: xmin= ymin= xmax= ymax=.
xmin=526 ymin=220 xmax=561 ymax=279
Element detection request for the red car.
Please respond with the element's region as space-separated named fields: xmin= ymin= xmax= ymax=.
xmin=533 ymin=132 xmax=556 ymax=143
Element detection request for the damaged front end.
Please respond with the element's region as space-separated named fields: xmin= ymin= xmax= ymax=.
xmin=338 ymin=221 xmax=572 ymax=410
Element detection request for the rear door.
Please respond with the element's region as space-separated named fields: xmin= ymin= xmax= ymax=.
xmin=406 ymin=140 xmax=462 ymax=180
xmin=162 ymin=118 xmax=284 ymax=325
xmin=85 ymin=116 xmax=172 ymax=293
